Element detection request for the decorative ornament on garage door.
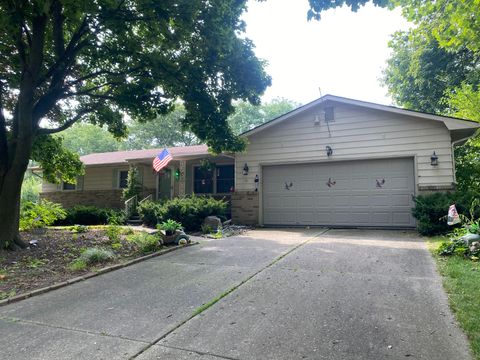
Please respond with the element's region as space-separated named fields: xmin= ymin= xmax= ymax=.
xmin=285 ymin=181 xmax=293 ymax=190
xmin=326 ymin=178 xmax=336 ymax=187
xmin=376 ymin=178 xmax=386 ymax=188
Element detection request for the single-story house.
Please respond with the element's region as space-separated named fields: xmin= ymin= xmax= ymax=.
xmin=41 ymin=95 xmax=480 ymax=228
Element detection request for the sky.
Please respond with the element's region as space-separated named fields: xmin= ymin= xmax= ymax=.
xmin=242 ymin=0 xmax=411 ymax=106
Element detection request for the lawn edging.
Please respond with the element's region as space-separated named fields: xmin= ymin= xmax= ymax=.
xmin=0 ymin=242 xmax=198 ymax=307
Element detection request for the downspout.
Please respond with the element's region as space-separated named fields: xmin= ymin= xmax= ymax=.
xmin=451 ymin=135 xmax=474 ymax=184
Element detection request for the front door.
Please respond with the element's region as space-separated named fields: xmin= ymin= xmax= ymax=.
xmin=158 ymin=169 xmax=172 ymax=200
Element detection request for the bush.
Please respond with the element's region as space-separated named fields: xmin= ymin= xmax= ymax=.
xmin=412 ymin=192 xmax=479 ymax=236
xmin=20 ymin=200 xmax=67 ymax=231
xmin=106 ymin=225 xmax=122 ymax=243
xmin=127 ymin=232 xmax=161 ymax=253
xmin=138 ymin=200 xmax=163 ymax=227
xmin=71 ymin=224 xmax=89 ymax=233
xmin=57 ymin=205 xmax=124 ymax=225
xmin=138 ymin=196 xmax=227 ymax=231
xmin=158 ymin=219 xmax=183 ymax=234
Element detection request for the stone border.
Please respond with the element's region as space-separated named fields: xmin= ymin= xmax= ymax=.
xmin=0 ymin=242 xmax=198 ymax=307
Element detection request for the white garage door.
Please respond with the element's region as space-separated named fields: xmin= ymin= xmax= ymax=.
xmin=262 ymin=158 xmax=415 ymax=227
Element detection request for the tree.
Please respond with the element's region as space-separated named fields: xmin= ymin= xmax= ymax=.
xmin=61 ymin=123 xmax=120 ymax=156
xmin=121 ymin=105 xmax=199 ymax=151
xmin=228 ymin=98 xmax=300 ymax=134
xmin=382 ymin=30 xmax=479 ymax=114
xmin=0 ymin=0 xmax=270 ymax=249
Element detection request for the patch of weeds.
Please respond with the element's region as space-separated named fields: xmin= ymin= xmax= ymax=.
xmin=122 ymin=227 xmax=134 ymax=235
xmin=0 ymin=289 xmax=17 ymax=300
xmin=69 ymin=259 xmax=87 ymax=272
xmin=25 ymin=258 xmax=47 ymax=269
xmin=71 ymin=224 xmax=89 ymax=233
xmin=72 ymin=233 xmax=78 ymax=241
xmin=106 ymin=225 xmax=122 ymax=243
xmin=201 ymin=224 xmax=213 ymax=234
xmin=111 ymin=242 xmax=122 ymax=251
xmin=127 ymin=232 xmax=161 ymax=254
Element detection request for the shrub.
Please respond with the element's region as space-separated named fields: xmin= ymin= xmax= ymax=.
xmin=20 ymin=200 xmax=67 ymax=231
xmin=69 ymin=259 xmax=87 ymax=271
xmin=106 ymin=225 xmax=122 ymax=243
xmin=71 ymin=224 xmax=88 ymax=233
xmin=127 ymin=232 xmax=161 ymax=253
xmin=57 ymin=205 xmax=124 ymax=225
xmin=412 ymin=191 xmax=479 ymax=236
xmin=79 ymin=247 xmax=115 ymax=265
xmin=437 ymin=238 xmax=470 ymax=256
xmin=138 ymin=196 xmax=227 ymax=231
xmin=138 ymin=200 xmax=164 ymax=227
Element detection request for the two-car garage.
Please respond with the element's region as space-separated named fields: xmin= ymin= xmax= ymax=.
xmin=262 ymin=158 xmax=416 ymax=228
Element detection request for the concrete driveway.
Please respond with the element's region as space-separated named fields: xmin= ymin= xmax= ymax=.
xmin=0 ymin=229 xmax=471 ymax=359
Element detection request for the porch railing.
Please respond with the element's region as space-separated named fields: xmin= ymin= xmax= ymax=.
xmin=139 ymin=194 xmax=153 ymax=204
xmin=124 ymin=195 xmax=138 ymax=219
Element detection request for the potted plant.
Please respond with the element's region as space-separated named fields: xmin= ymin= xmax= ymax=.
xmin=157 ymin=220 xmax=187 ymax=245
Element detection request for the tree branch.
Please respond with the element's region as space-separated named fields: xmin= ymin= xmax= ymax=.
xmin=37 ymin=107 xmax=97 ymax=135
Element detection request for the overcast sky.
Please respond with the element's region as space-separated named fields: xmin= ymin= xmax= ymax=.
xmin=242 ymin=0 xmax=411 ymax=105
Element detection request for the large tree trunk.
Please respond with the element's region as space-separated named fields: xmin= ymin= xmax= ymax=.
xmin=0 ymin=163 xmax=29 ymax=250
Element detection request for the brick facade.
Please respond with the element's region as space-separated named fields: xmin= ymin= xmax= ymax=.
xmin=231 ymin=191 xmax=259 ymax=225
xmin=41 ymin=188 xmax=156 ymax=209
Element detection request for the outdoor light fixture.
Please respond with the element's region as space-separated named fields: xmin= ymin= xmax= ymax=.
xmin=174 ymin=168 xmax=180 ymax=180
xmin=326 ymin=146 xmax=333 ymax=157
xmin=431 ymin=151 xmax=439 ymax=166
xmin=254 ymin=174 xmax=259 ymax=191
xmin=243 ymin=163 xmax=249 ymax=175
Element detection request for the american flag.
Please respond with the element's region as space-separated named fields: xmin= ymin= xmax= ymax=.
xmin=153 ymin=148 xmax=172 ymax=172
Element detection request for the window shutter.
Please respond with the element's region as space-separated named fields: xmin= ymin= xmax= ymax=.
xmin=76 ymin=176 xmax=84 ymax=191
xmin=112 ymin=169 xmax=118 ymax=189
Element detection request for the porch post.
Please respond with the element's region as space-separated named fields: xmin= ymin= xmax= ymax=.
xmin=178 ymin=160 xmax=186 ymax=196
xmin=155 ymin=172 xmax=159 ymax=200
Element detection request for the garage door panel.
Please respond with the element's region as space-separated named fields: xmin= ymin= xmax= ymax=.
xmin=263 ymin=158 xmax=415 ymax=227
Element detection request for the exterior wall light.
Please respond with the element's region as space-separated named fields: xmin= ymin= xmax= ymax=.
xmin=430 ymin=151 xmax=438 ymax=166
xmin=326 ymin=146 xmax=333 ymax=157
xmin=243 ymin=163 xmax=249 ymax=175
xmin=254 ymin=174 xmax=259 ymax=191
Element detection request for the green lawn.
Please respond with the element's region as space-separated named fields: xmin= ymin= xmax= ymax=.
xmin=428 ymin=237 xmax=480 ymax=359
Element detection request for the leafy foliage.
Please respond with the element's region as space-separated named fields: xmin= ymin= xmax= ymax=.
xmin=412 ymin=192 xmax=480 ymax=236
xmin=138 ymin=196 xmax=227 ymax=231
xmin=227 ymin=98 xmax=300 ymax=135
xmin=56 ymin=205 xmax=122 ymax=226
xmin=382 ymin=31 xmax=478 ymax=114
xmin=122 ymin=165 xmax=142 ymax=201
xmin=126 ymin=232 xmax=162 ymax=254
xmin=21 ymin=170 xmax=42 ymax=203
xmin=61 ymin=123 xmax=121 ymax=156
xmin=158 ymin=219 xmax=183 ymax=234
xmin=31 ymin=135 xmax=84 ymax=185
xmin=20 ymin=200 xmax=67 ymax=231
xmin=121 ymin=105 xmax=199 ymax=150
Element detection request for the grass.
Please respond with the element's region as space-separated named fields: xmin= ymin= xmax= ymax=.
xmin=427 ymin=236 xmax=480 ymax=359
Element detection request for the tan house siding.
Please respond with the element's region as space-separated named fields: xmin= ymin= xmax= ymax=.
xmin=235 ymin=104 xmax=454 ymax=193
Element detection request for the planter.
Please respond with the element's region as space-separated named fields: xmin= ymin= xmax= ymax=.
xmin=160 ymin=229 xmax=190 ymax=245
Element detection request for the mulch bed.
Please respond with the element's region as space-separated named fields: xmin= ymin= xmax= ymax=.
xmin=0 ymin=227 xmax=160 ymax=300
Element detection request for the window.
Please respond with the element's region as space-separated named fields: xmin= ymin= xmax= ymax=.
xmin=62 ymin=182 xmax=76 ymax=191
xmin=194 ymin=167 xmax=213 ymax=194
xmin=216 ymin=165 xmax=234 ymax=193
xmin=193 ymin=164 xmax=235 ymax=194
xmin=119 ymin=170 xmax=129 ymax=189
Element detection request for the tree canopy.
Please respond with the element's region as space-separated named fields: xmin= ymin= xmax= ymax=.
xmin=0 ymin=0 xmax=271 ymax=248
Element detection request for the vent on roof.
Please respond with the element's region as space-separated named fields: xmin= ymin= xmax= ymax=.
xmin=324 ymin=106 xmax=334 ymax=122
